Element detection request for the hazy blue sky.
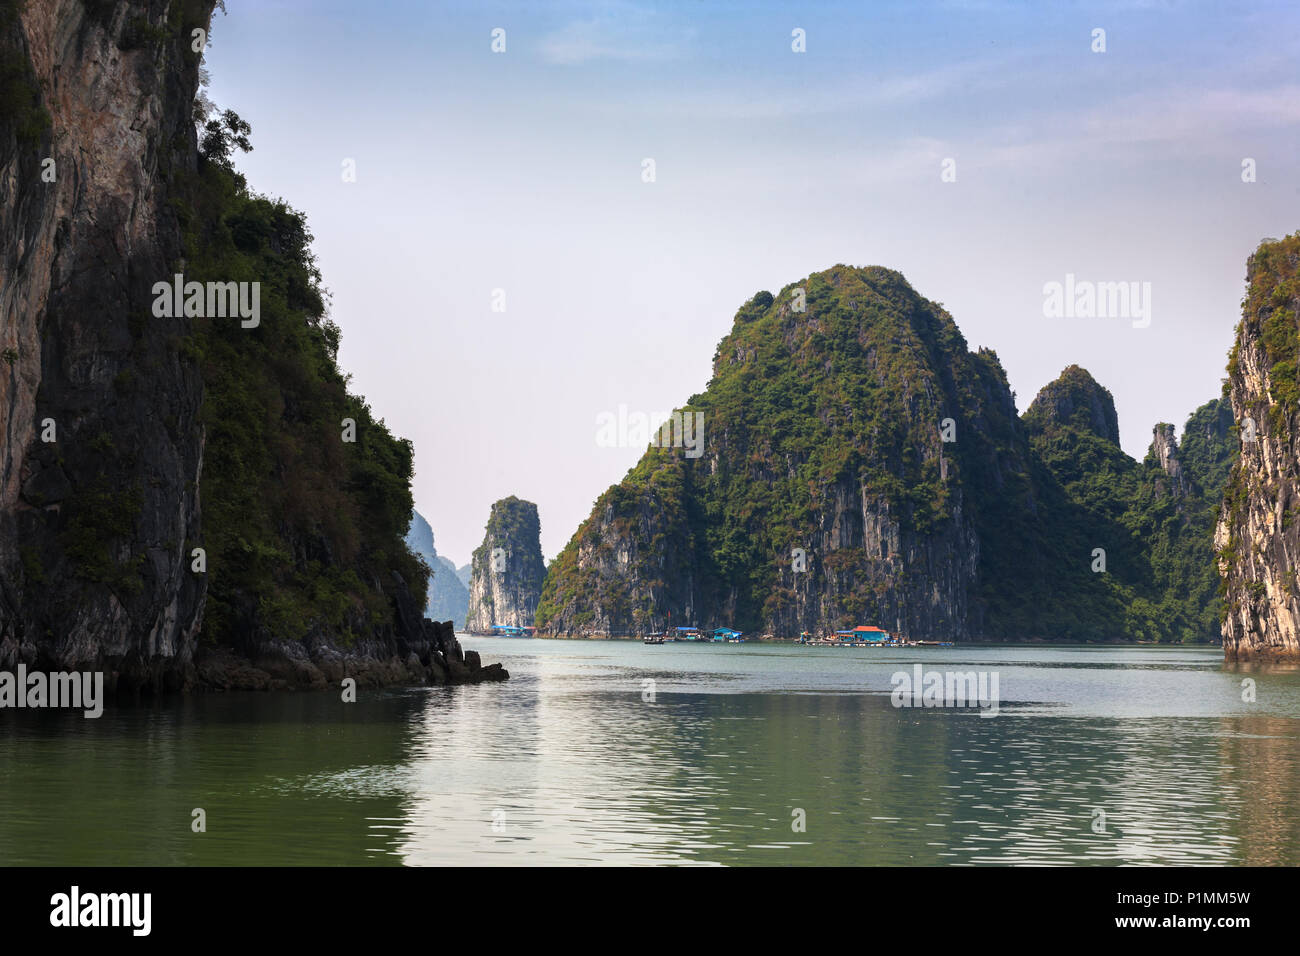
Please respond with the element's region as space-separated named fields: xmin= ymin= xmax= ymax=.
xmin=204 ymin=0 xmax=1300 ymax=564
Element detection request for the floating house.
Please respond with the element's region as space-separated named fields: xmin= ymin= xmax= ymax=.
xmin=833 ymin=625 xmax=893 ymax=643
xmin=673 ymin=627 xmax=702 ymax=641
xmin=712 ymin=627 xmax=744 ymax=642
xmin=490 ymin=624 xmax=536 ymax=637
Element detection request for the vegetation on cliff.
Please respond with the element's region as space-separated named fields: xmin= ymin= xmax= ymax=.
xmin=1024 ymin=371 xmax=1234 ymax=643
xmin=1226 ymin=233 xmax=1300 ymax=436
xmin=173 ymin=111 xmax=426 ymax=648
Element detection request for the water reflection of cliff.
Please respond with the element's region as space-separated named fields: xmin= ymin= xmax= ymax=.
xmin=1217 ymin=715 xmax=1300 ymax=866
xmin=396 ymin=673 xmax=966 ymax=865
xmin=395 ymin=665 xmax=1300 ymax=865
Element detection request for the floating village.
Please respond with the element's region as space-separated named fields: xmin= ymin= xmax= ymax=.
xmin=478 ymin=623 xmax=952 ymax=647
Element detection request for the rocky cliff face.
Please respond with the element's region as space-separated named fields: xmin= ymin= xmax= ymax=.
xmin=464 ymin=497 xmax=546 ymax=632
xmin=405 ymin=510 xmax=469 ymax=628
xmin=1150 ymin=424 xmax=1188 ymax=496
xmin=0 ymin=0 xmax=210 ymax=691
xmin=537 ymin=268 xmax=1233 ymax=643
xmin=0 ymin=0 xmax=505 ymax=689
xmin=1217 ymin=233 xmax=1300 ymax=660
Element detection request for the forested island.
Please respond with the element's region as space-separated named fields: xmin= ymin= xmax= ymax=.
xmin=537 ymin=266 xmax=1241 ymax=644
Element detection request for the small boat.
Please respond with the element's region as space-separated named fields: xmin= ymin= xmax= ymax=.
xmin=643 ymin=634 xmax=665 ymax=645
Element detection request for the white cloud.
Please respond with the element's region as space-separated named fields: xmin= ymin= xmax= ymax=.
xmin=972 ymin=82 xmax=1300 ymax=172
xmin=539 ymin=5 xmax=691 ymax=65
xmin=569 ymin=57 xmax=1016 ymax=121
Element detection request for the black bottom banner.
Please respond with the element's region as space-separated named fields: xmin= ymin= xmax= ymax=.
xmin=2 ymin=865 xmax=1282 ymax=943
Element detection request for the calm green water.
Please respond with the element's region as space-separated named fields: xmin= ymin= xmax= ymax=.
xmin=2 ymin=639 xmax=1298 ymax=866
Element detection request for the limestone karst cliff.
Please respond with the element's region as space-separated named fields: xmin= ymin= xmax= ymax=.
xmin=536 ymin=267 xmax=1233 ymax=642
xmin=1217 ymin=233 xmax=1300 ymax=659
xmin=538 ymin=267 xmax=1014 ymax=639
xmin=1 ymin=0 xmax=211 ymax=691
xmin=464 ymin=497 xmax=546 ymax=632
xmin=0 ymin=0 xmax=503 ymax=689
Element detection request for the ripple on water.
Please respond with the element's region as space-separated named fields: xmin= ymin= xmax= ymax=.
xmin=1 ymin=642 xmax=1297 ymax=865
